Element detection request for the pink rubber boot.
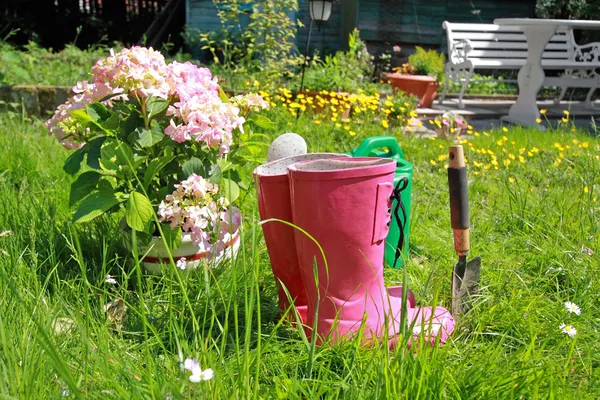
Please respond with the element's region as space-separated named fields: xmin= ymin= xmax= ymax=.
xmin=288 ymin=158 xmax=455 ymax=346
xmin=254 ymin=153 xmax=347 ymax=324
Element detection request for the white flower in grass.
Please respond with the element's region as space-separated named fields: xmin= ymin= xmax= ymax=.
xmin=184 ymin=358 xmax=214 ymax=382
xmin=560 ymin=323 xmax=577 ymax=338
xmin=564 ymin=301 xmax=581 ymax=316
xmin=176 ymin=257 xmax=187 ymax=270
xmin=105 ymin=274 xmax=117 ymax=285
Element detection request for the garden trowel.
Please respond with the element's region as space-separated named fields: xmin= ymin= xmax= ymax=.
xmin=448 ymin=145 xmax=481 ymax=316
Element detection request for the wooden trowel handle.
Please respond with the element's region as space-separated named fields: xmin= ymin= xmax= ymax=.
xmin=448 ymin=145 xmax=470 ymax=256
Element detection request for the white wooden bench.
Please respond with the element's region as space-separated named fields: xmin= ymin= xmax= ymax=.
xmin=440 ymin=21 xmax=600 ymax=109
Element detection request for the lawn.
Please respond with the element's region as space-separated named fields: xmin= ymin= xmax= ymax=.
xmin=0 ymin=105 xmax=598 ymax=398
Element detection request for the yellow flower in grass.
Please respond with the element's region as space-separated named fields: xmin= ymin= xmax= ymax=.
xmin=483 ymin=131 xmax=490 ymax=136
xmin=473 ymin=161 xmax=483 ymax=168
xmin=562 ymin=117 xmax=569 ymax=123
xmin=508 ymin=177 xmax=516 ymax=183
xmin=536 ymin=118 xmax=542 ymax=124
xmin=349 ymin=131 xmax=357 ymax=137
xmin=503 ymin=159 xmax=511 ymax=167
xmin=573 ymin=138 xmax=579 ymax=144
xmin=582 ymin=142 xmax=590 ymax=148
xmin=563 ymin=109 xmax=570 ymax=116
xmin=584 ymin=186 xmax=589 ymax=194
xmin=344 ymin=125 xmax=350 ymax=131
xmin=253 ymin=80 xmax=260 ymax=87
xmin=527 ymin=151 xmax=534 ymax=157
xmin=474 ymin=131 xmax=480 ymax=136
xmin=502 ymin=126 xmax=508 ymax=132
xmin=314 ymin=120 xmax=321 ymax=125
xmin=508 ymin=153 xmax=516 ymax=160
xmin=382 ymin=119 xmax=389 ymax=128
xmin=540 ymin=109 xmax=547 ymax=115
xmin=519 ymin=156 xmax=525 ymax=163
xmin=430 ymin=160 xmax=437 ymax=165
xmin=429 ymin=119 xmax=435 ymax=125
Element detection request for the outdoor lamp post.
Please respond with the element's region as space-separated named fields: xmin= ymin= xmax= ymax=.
xmin=309 ymin=0 xmax=333 ymax=31
xmin=300 ymin=0 xmax=334 ymax=93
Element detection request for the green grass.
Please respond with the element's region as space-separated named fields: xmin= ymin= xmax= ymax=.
xmin=0 ymin=108 xmax=599 ymax=399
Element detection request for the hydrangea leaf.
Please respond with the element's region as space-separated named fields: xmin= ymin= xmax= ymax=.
xmin=125 ymin=191 xmax=153 ymax=231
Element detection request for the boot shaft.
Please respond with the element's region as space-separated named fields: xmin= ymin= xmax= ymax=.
xmin=288 ymin=158 xmax=397 ymax=342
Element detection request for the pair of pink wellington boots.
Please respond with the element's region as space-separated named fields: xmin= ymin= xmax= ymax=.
xmin=254 ymin=153 xmax=455 ymax=346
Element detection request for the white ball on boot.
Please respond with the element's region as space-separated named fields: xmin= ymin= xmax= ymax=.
xmin=267 ymin=132 xmax=307 ymax=162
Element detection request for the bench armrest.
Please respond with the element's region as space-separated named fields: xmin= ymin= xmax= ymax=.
xmin=449 ymin=39 xmax=474 ymax=65
xmin=573 ymin=41 xmax=600 ymax=64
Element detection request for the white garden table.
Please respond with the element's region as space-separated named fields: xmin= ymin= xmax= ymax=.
xmin=493 ymin=18 xmax=600 ymax=127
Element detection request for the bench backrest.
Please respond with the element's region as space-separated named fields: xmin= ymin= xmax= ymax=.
xmin=442 ymin=22 xmax=573 ymax=65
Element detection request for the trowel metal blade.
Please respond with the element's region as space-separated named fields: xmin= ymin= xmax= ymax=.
xmin=452 ymin=256 xmax=481 ymax=315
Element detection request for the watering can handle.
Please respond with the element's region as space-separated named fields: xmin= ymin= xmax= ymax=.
xmin=352 ymin=136 xmax=405 ymax=160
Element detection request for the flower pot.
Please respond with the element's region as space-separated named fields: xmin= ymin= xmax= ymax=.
xmin=385 ymin=73 xmax=439 ymax=108
xmin=141 ymin=230 xmax=240 ymax=275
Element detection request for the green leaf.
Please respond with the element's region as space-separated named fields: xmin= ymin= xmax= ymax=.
xmin=208 ymin=164 xmax=222 ymax=184
xmin=100 ymin=140 xmax=119 ymax=172
xmin=182 ymin=157 xmax=205 ymax=178
xmin=68 ymin=109 xmax=95 ymax=125
xmin=121 ymin=112 xmax=143 ymax=137
xmin=218 ymin=86 xmax=229 ymax=102
xmin=250 ymin=114 xmax=275 ymax=130
xmin=63 ymin=147 xmax=86 ymax=175
xmin=86 ymin=136 xmax=107 ymax=169
xmin=73 ymin=189 xmax=124 ymax=223
xmin=221 ymin=178 xmax=240 ymax=203
xmin=146 ymin=97 xmax=169 ymax=120
xmin=86 ymin=102 xmax=111 ymax=122
xmin=143 ymin=155 xmax=175 ymax=189
xmin=216 ymin=158 xmax=233 ymax=172
xmin=125 ymin=191 xmax=153 ymax=231
xmin=134 ymin=127 xmax=164 ymax=148
xmin=114 ymin=142 xmax=134 ymax=167
xmin=69 ymin=171 xmax=102 ymax=206
xmin=160 ymin=223 xmax=182 ymax=249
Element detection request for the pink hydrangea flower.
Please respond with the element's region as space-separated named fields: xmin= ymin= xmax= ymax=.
xmin=158 ymin=174 xmax=242 ymax=256
xmin=92 ymin=46 xmax=171 ymax=99
xmin=45 ymin=80 xmax=124 ymax=149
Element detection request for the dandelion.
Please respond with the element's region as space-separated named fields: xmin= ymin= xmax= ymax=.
xmin=176 ymin=258 xmax=187 ymax=270
xmin=536 ymin=118 xmax=542 ymax=124
xmin=564 ymin=301 xmax=581 ymax=316
xmin=582 ymin=142 xmax=589 ymax=148
xmin=381 ymin=119 xmax=389 ymax=129
xmin=184 ymin=358 xmax=214 ymax=382
xmin=540 ymin=109 xmax=547 ymax=115
xmin=502 ymin=126 xmax=508 ymax=132
xmin=559 ymin=323 xmax=577 ymax=338
xmin=508 ymin=177 xmax=515 ymax=183
xmin=563 ymin=110 xmax=570 ymax=116
xmin=584 ymin=186 xmax=589 ymax=194
xmin=105 ymin=274 xmax=117 ymax=285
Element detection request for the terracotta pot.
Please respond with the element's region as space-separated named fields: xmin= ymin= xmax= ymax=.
xmin=385 ymin=73 xmax=439 ymax=108
xmin=141 ymin=230 xmax=240 ymax=275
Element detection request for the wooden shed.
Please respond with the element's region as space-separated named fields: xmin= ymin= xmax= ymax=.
xmin=186 ymin=0 xmax=536 ymax=57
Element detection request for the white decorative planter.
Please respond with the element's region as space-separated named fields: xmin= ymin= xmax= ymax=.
xmin=141 ymin=230 xmax=240 ymax=275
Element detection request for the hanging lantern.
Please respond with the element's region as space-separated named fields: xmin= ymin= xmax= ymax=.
xmin=309 ymin=0 xmax=333 ymax=27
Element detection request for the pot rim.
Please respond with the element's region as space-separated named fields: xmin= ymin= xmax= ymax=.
xmin=385 ymin=72 xmax=437 ymax=82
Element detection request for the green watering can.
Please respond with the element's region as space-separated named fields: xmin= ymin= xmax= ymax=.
xmin=347 ymin=136 xmax=413 ymax=268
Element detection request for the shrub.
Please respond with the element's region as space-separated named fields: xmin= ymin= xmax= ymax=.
xmin=407 ymin=47 xmax=445 ymax=82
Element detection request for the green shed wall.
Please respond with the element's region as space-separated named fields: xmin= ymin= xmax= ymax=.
xmin=185 ymin=0 xmax=536 ymax=55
